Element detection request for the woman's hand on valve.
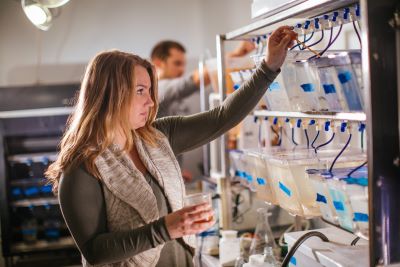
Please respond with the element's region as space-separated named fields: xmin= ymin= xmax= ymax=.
xmin=264 ymin=26 xmax=297 ymax=72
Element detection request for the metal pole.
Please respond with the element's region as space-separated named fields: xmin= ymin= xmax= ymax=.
xmin=362 ymin=0 xmax=400 ymax=265
xmin=215 ymin=34 xmax=232 ymax=230
xmin=198 ymin=56 xmax=210 ymax=177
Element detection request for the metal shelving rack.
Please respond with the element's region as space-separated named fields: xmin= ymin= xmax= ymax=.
xmin=253 ymin=110 xmax=366 ymax=122
xmin=0 ymin=84 xmax=80 ymax=267
xmin=212 ymin=0 xmax=399 ymax=266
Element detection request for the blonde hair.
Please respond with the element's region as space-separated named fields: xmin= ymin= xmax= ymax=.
xmin=45 ymin=50 xmax=160 ymax=193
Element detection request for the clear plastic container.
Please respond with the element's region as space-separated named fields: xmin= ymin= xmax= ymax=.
xmin=331 ymin=53 xmax=363 ymax=111
xmin=229 ymin=71 xmax=244 ymax=90
xmin=264 ymin=147 xmax=366 ymax=218
xmin=249 ymin=207 xmax=277 ymax=257
xmin=264 ymin=73 xmax=292 ymax=111
xmin=281 ymin=60 xmax=322 ymax=112
xmin=245 ymin=150 xmax=278 ymax=205
xmin=311 ymin=57 xmax=348 ymax=111
xmin=229 ymin=150 xmax=247 ymax=184
xmin=241 ymin=151 xmax=257 ymax=192
xmin=334 ymin=166 xmax=368 ymax=237
xmin=251 ymin=53 xmax=292 ymax=111
xmin=348 ymin=51 xmax=364 ymax=107
xmin=307 ymin=169 xmax=338 ymax=224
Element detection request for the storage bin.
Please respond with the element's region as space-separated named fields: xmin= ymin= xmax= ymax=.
xmin=348 ymin=51 xmax=364 ymax=107
xmin=229 ymin=150 xmax=247 ymax=184
xmin=331 ymin=53 xmax=363 ymax=111
xmin=241 ymin=151 xmax=257 ymax=192
xmin=331 ymin=166 xmax=368 ymax=237
xmin=251 ymin=53 xmax=291 ymax=111
xmin=244 ymin=150 xmax=278 ymax=204
xmin=311 ymin=56 xmax=348 ymax=111
xmin=264 ymin=148 xmax=365 ymax=218
xmin=307 ymin=169 xmax=338 ymax=224
xmin=281 ymin=60 xmax=322 ymax=112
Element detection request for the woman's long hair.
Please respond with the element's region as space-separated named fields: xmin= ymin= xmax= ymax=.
xmin=45 ymin=50 xmax=160 ymax=193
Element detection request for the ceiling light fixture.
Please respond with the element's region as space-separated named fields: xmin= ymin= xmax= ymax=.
xmin=21 ymin=0 xmax=70 ymax=31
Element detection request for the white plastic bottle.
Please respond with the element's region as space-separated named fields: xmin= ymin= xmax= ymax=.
xmin=243 ymin=254 xmax=273 ymax=267
xmin=243 ymin=248 xmax=278 ymax=267
xmin=219 ymin=230 xmax=240 ymax=266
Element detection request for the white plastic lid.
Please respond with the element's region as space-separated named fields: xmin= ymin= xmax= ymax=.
xmin=220 ymin=230 xmax=238 ymax=239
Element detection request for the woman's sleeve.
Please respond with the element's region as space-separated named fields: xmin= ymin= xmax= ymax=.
xmin=59 ymin=166 xmax=171 ymax=265
xmin=154 ymin=60 xmax=279 ymax=155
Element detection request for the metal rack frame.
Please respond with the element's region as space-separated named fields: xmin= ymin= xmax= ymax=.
xmin=212 ymin=0 xmax=399 ymax=266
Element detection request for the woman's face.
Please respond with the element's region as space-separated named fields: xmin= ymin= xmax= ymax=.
xmin=129 ymin=65 xmax=154 ymax=130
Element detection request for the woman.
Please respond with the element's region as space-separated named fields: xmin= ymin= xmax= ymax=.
xmin=45 ymin=26 xmax=296 ymax=267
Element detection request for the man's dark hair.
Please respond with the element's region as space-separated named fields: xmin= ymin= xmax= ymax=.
xmin=150 ymin=40 xmax=186 ymax=61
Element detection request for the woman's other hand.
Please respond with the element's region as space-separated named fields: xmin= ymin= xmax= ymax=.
xmin=165 ymin=203 xmax=215 ymax=239
xmin=265 ymin=26 xmax=297 ymax=72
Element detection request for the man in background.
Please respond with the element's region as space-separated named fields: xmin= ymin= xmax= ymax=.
xmin=151 ymin=40 xmax=255 ymax=117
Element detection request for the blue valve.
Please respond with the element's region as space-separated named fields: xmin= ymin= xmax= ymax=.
xmin=273 ymin=117 xmax=278 ymax=125
xmin=253 ymin=116 xmax=258 ymax=123
xmin=343 ymin=8 xmax=350 ymax=20
xmin=309 ymin=119 xmax=316 ymax=125
xmin=355 ymin=4 xmax=360 ymax=17
xmin=296 ymin=23 xmax=302 ymax=28
xmin=314 ymin=18 xmax=320 ymax=29
xmin=340 ymin=122 xmax=347 ymax=132
xmin=296 ymin=119 xmax=302 ymax=128
xmin=304 ymin=20 xmax=311 ymax=29
xmin=358 ymin=123 xmax=366 ymax=132
xmin=256 ymin=36 xmax=261 ymax=44
xmin=285 ymin=118 xmax=290 ymax=123
xmin=323 ymin=14 xmax=329 ymax=20
xmin=233 ymin=84 xmax=240 ymax=90
xmin=324 ymin=121 xmax=331 ymax=131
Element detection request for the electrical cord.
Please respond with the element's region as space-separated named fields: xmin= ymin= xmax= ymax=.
xmin=311 ymin=131 xmax=320 ymax=149
xmin=232 ymin=188 xmax=252 ymax=224
xmin=361 ymin=129 xmax=364 ymax=151
xmin=281 ymin=231 xmax=329 ymax=267
xmin=304 ymin=30 xmax=324 ymax=49
xmin=353 ymin=21 xmax=361 ymax=47
xmin=304 ymin=129 xmax=310 ymax=149
xmin=347 ymin=161 xmax=367 ymax=177
xmin=308 ymin=27 xmax=332 ymax=60
xmin=329 ymin=134 xmax=352 ymax=173
xmin=314 ymin=132 xmax=336 ymax=153
xmin=330 ymin=24 xmax=343 ymax=45
xmin=290 ymin=32 xmax=315 ymax=51
xmin=308 ymin=24 xmax=343 ymax=60
xmin=278 ymin=127 xmax=283 ymax=146
xmin=350 ymin=236 xmax=361 ymax=246
xmin=278 ymin=220 xmax=311 ymax=247
xmin=292 ymin=128 xmax=298 ymax=146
